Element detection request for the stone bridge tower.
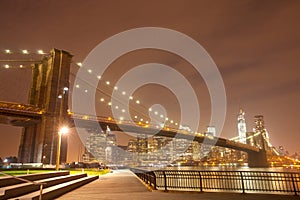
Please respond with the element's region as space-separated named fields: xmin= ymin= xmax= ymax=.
xmin=18 ymin=49 xmax=72 ymax=164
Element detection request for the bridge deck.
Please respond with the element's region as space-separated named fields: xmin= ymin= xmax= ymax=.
xmin=73 ymin=116 xmax=260 ymax=153
xmin=57 ymin=169 xmax=297 ymax=200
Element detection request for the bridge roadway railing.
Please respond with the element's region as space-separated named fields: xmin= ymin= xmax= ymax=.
xmin=0 ymin=101 xmax=42 ymax=114
xmin=132 ymin=169 xmax=300 ymax=196
xmin=71 ymin=113 xmax=220 ymax=136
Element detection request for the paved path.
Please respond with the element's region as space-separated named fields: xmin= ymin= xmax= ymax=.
xmin=58 ymin=169 xmax=299 ymax=200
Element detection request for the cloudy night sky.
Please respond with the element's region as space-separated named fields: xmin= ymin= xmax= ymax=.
xmin=0 ymin=0 xmax=299 ymax=161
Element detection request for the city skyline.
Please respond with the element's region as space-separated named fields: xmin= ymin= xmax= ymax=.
xmin=0 ymin=0 xmax=299 ymax=161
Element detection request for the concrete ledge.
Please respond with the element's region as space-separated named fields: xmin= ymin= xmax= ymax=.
xmin=17 ymin=175 xmax=99 ymax=200
xmin=0 ymin=171 xmax=70 ymax=187
xmin=0 ymin=173 xmax=87 ymax=199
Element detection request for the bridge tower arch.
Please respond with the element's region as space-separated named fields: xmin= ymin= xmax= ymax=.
xmin=18 ymin=49 xmax=72 ymax=164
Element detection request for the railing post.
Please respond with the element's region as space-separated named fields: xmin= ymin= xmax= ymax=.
xmin=291 ymin=173 xmax=298 ymax=196
xmin=240 ymin=171 xmax=245 ymax=194
xmin=146 ymin=173 xmax=149 ymax=184
xmin=153 ymin=172 xmax=157 ymax=190
xmin=163 ymin=171 xmax=167 ymax=191
xmin=198 ymin=171 xmax=203 ymax=192
xmin=39 ymin=184 xmax=43 ymax=200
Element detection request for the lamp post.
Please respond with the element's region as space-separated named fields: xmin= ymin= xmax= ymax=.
xmin=55 ymin=86 xmax=69 ymax=170
xmin=56 ymin=126 xmax=68 ymax=171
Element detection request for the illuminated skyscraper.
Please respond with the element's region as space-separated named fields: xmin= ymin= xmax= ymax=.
xmin=206 ymin=126 xmax=216 ymax=137
xmin=237 ymin=108 xmax=247 ymax=144
xmin=83 ymin=128 xmax=117 ymax=163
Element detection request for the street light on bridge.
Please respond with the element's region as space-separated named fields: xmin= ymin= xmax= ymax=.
xmin=56 ymin=126 xmax=69 ymax=171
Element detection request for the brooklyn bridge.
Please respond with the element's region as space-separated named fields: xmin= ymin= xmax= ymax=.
xmin=0 ymin=49 xmax=274 ymax=167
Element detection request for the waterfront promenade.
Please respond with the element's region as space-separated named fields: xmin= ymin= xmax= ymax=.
xmin=58 ymin=169 xmax=299 ymax=200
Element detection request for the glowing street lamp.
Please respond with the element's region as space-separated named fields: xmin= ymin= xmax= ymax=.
xmin=56 ymin=126 xmax=69 ymax=171
xmin=37 ymin=50 xmax=45 ymax=55
xmin=22 ymin=49 xmax=29 ymax=54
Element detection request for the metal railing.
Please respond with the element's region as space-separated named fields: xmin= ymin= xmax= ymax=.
xmin=0 ymin=101 xmax=42 ymax=114
xmin=134 ymin=170 xmax=157 ymax=189
xmin=133 ymin=169 xmax=300 ymax=196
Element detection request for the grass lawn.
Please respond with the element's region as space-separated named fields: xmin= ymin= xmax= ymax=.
xmin=0 ymin=168 xmax=110 ymax=176
xmin=69 ymin=168 xmax=110 ymax=176
xmin=0 ymin=170 xmax=54 ymax=176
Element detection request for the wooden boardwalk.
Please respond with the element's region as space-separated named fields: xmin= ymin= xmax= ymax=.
xmin=58 ymin=169 xmax=299 ymax=200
